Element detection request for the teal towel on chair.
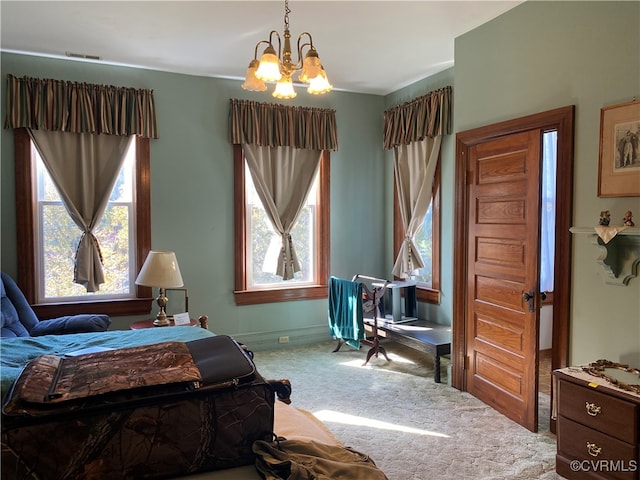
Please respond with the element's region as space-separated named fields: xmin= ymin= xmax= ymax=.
xmin=328 ymin=276 xmax=364 ymax=349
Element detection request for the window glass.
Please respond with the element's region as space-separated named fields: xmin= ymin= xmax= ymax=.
xmin=34 ymin=140 xmax=136 ymax=301
xmin=540 ymin=130 xmax=557 ymax=293
xmin=245 ymin=162 xmax=318 ymax=288
xmin=393 ymin=162 xmax=440 ymax=303
xmin=245 ymin=162 xmax=317 ymax=287
xmin=411 ymin=202 xmax=433 ymax=286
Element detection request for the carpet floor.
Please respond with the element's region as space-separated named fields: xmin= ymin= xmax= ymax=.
xmin=253 ymin=340 xmax=564 ymax=480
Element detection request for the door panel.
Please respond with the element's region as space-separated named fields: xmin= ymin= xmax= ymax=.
xmin=475 ymin=313 xmax=524 ymax=352
xmin=465 ymin=130 xmax=541 ymax=432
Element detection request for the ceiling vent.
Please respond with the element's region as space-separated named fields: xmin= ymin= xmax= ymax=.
xmin=65 ymin=52 xmax=101 ymax=61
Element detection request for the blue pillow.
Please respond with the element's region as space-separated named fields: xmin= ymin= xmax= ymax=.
xmin=30 ymin=314 xmax=111 ymax=336
xmin=1 ymin=275 xmax=30 ymax=338
xmin=1 ymin=272 xmax=39 ymax=335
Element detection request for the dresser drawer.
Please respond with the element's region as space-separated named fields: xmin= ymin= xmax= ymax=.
xmin=557 ymin=416 xmax=638 ymax=480
xmin=558 ymin=378 xmax=638 ymax=444
xmin=557 ymin=453 xmax=611 ymax=480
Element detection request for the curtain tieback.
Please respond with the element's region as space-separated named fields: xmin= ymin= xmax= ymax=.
xmin=281 ymin=233 xmax=294 ymax=265
xmin=404 ymin=235 xmax=413 ymax=253
xmin=76 ymin=231 xmax=104 ymax=264
xmin=404 ymin=236 xmax=414 ymax=268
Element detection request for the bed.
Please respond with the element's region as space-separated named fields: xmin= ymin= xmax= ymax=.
xmin=0 ymin=327 xmax=366 ymax=480
xmin=0 ymin=326 xmax=215 ymax=399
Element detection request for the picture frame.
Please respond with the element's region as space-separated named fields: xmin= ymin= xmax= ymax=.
xmin=165 ymin=287 xmax=189 ymax=319
xmin=598 ymin=100 xmax=640 ymax=197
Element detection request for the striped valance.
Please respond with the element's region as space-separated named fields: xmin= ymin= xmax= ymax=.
xmin=4 ymin=74 xmax=159 ymax=138
xmin=383 ymin=86 xmax=452 ymax=150
xmin=229 ymin=99 xmax=338 ymax=151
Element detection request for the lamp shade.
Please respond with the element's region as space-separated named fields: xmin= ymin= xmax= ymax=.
xmin=307 ymin=67 xmax=332 ymax=95
xmin=273 ymin=75 xmax=297 ymax=99
xmin=242 ymin=59 xmax=267 ymax=91
xmin=299 ymin=49 xmax=321 ymax=83
xmin=135 ymin=251 xmax=184 ymax=288
xmin=255 ymin=45 xmax=282 ymax=82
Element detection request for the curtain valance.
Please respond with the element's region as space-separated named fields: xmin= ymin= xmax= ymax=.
xmin=229 ymin=99 xmax=338 ymax=151
xmin=383 ymin=86 xmax=452 ymax=150
xmin=4 ymin=74 xmax=159 ymax=139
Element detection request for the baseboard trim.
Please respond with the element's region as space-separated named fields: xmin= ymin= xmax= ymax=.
xmin=230 ymin=324 xmax=330 ymax=351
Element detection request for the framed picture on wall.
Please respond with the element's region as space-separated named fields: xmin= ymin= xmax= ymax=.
xmin=165 ymin=288 xmax=189 ymax=319
xmin=598 ymin=100 xmax=640 ymax=197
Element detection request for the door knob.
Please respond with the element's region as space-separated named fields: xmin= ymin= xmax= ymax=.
xmin=522 ymin=289 xmax=546 ymax=312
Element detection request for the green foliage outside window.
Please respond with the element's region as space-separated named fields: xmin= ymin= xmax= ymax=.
xmin=249 ymin=203 xmax=313 ymax=286
xmin=41 ymin=204 xmax=130 ymax=297
xmin=246 ymin=162 xmax=316 ymax=287
xmin=413 ymin=203 xmax=433 ymax=285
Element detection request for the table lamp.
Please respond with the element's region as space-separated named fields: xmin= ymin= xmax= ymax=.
xmin=135 ymin=250 xmax=184 ymax=326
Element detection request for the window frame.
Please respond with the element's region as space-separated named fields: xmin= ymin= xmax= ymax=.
xmin=392 ymin=159 xmax=441 ymax=304
xmin=233 ymin=144 xmax=329 ymax=305
xmin=14 ymin=128 xmax=153 ymax=317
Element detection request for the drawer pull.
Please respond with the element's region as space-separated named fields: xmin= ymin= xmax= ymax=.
xmin=585 ymin=402 xmax=601 ymax=416
xmin=586 ymin=442 xmax=602 ymax=457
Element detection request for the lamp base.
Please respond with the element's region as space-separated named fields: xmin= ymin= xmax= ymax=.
xmin=153 ymin=316 xmax=171 ymax=327
xmin=153 ymin=289 xmax=170 ymax=327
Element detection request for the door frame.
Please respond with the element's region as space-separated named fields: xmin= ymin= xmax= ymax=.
xmin=452 ymin=106 xmax=575 ymax=431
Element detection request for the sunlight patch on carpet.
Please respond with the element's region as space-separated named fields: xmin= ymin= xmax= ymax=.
xmin=339 ymin=352 xmax=417 ymax=368
xmin=337 ymin=352 xmax=434 ymax=377
xmin=313 ymin=410 xmax=449 ymax=438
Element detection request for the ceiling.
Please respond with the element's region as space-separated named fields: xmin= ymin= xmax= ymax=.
xmin=0 ymin=1 xmax=522 ymax=96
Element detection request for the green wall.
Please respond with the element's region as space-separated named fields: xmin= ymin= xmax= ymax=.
xmin=0 ymin=53 xmax=387 ymax=348
xmin=453 ymin=0 xmax=640 ymax=365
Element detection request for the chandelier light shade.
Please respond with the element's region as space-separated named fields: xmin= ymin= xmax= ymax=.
xmin=307 ymin=67 xmax=332 ymax=95
xmin=241 ymin=59 xmax=267 ymax=91
xmin=241 ymin=0 xmax=332 ymax=99
xmin=272 ymin=74 xmax=297 ymax=99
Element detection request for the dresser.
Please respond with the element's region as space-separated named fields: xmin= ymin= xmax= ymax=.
xmin=554 ymin=367 xmax=640 ymax=480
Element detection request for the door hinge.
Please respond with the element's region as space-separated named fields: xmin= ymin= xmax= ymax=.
xmin=464 ymin=355 xmax=470 ymax=370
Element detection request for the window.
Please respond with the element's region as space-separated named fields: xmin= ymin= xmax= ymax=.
xmin=35 ymin=140 xmax=136 ymax=301
xmin=233 ymin=145 xmax=329 ymax=305
xmin=14 ymin=129 xmax=152 ymax=317
xmin=393 ymin=161 xmax=441 ymax=303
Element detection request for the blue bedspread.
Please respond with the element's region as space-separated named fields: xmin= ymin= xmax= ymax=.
xmin=0 ymin=327 xmax=215 ymax=399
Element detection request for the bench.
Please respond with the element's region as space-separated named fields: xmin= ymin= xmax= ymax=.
xmin=364 ymin=318 xmax=452 ymax=383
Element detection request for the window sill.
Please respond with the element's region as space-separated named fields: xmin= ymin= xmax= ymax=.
xmin=234 ymin=285 xmax=328 ymax=306
xmin=416 ymin=287 xmax=440 ymax=305
xmin=32 ymin=298 xmax=152 ymax=319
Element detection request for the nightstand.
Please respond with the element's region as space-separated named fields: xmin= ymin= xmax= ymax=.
xmin=130 ymin=315 xmax=208 ymax=330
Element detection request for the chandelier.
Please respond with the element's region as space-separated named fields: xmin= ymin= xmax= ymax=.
xmin=241 ymin=0 xmax=332 ymax=99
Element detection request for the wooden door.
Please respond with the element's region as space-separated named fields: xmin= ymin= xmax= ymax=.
xmin=465 ymin=130 xmax=542 ymax=432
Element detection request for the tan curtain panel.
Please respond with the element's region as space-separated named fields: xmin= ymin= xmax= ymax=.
xmin=29 ymin=129 xmax=133 ymax=292
xmin=4 ymin=74 xmax=159 ymax=139
xmin=383 ymin=86 xmax=452 ymax=150
xmin=244 ymin=145 xmax=321 ymax=280
xmin=229 ymin=99 xmax=338 ymax=151
xmin=392 ymin=137 xmax=441 ymax=279
xmin=385 ymin=86 xmax=452 ymax=279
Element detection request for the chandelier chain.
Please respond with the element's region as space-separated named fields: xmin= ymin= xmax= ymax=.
xmin=284 ymin=0 xmax=291 ymax=30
